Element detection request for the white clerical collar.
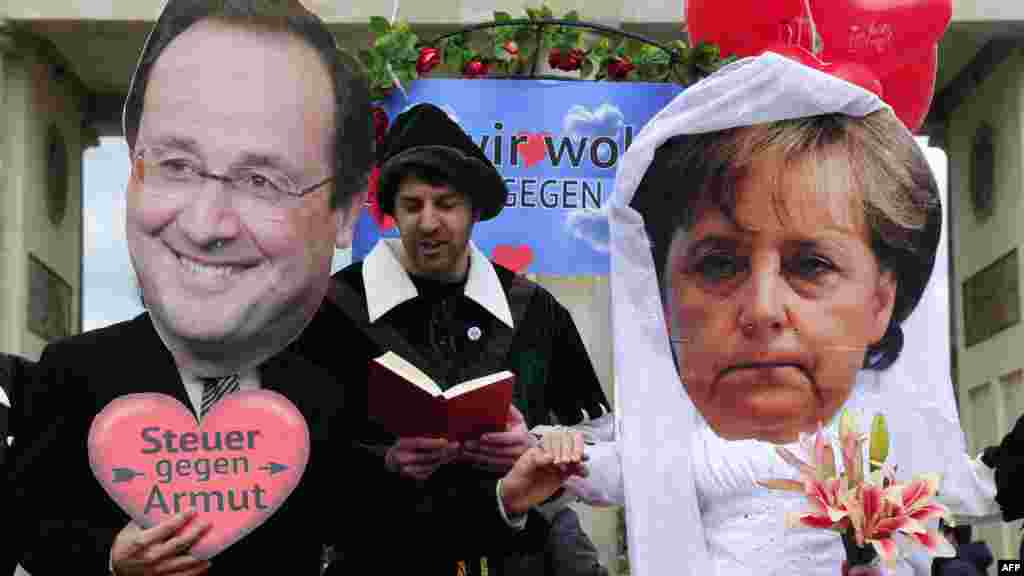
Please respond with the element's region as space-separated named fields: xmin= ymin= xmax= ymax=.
xmin=363 ymin=238 xmax=514 ymax=328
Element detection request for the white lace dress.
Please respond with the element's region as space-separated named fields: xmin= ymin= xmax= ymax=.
xmin=690 ymin=425 xmax=917 ymax=576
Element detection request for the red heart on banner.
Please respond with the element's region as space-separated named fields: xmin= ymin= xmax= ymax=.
xmin=516 ymin=132 xmax=549 ymax=168
xmin=493 ymin=244 xmax=534 ymax=273
xmin=88 ymin=391 xmax=310 ymax=559
xmin=809 ymin=0 xmax=951 ymax=79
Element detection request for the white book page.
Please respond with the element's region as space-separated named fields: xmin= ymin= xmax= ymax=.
xmin=443 ymin=370 xmax=514 ymax=400
xmin=375 ymin=351 xmax=442 ymax=396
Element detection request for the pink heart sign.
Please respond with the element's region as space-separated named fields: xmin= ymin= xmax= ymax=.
xmin=88 ymin=390 xmax=310 ymax=559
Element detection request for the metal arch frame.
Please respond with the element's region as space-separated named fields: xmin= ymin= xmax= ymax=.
xmin=426 ymin=18 xmax=680 ymax=80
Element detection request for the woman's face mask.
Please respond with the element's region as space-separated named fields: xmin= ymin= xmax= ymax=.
xmin=666 ymin=154 xmax=897 ymax=443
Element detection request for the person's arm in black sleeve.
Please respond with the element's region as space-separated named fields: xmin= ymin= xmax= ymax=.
xmin=14 ymin=345 xmax=120 ymax=574
xmin=1 ymin=354 xmax=30 ymax=575
xmin=543 ymin=296 xmax=610 ymax=427
xmin=10 ymin=347 xmax=65 ymax=574
xmin=987 ymin=413 xmax=1024 ymax=522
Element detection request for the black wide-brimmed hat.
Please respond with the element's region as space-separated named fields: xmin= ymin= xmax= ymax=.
xmin=376 ymin=103 xmax=506 ymax=221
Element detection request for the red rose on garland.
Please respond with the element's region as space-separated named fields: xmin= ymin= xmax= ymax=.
xmin=548 ymin=48 xmax=584 ymax=72
xmin=606 ymin=57 xmax=635 ymax=80
xmin=463 ymin=58 xmax=490 ymax=78
xmin=416 ymin=47 xmax=441 ymax=75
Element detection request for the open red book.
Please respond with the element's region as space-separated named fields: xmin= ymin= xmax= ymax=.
xmin=367 ymin=351 xmax=515 ymax=442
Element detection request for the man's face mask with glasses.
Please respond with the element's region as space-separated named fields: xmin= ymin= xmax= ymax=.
xmin=133 ymin=146 xmax=334 ymax=210
xmin=123 ymin=19 xmax=344 ymax=360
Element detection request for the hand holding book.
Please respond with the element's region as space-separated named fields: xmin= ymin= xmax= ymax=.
xmin=384 ymin=404 xmax=533 ymax=480
xmin=460 ymin=404 xmax=533 ymax=474
xmin=385 ymin=437 xmax=462 ymax=481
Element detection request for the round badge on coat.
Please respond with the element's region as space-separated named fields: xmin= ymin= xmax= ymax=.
xmin=467 ymin=326 xmax=482 ymax=341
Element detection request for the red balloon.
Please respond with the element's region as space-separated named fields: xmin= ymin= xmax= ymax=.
xmin=763 ymin=43 xmax=884 ymax=99
xmin=761 ymin=41 xmax=823 ymax=65
xmin=821 ymin=55 xmax=884 ymax=98
xmin=809 ymin=0 xmax=951 ymax=78
xmin=761 ymin=42 xmax=822 ymax=67
xmin=687 ymin=0 xmax=812 ymax=58
xmin=878 ymin=45 xmax=938 ymax=133
xmin=688 ymin=0 xmax=946 ymax=132
xmin=763 ymin=42 xmax=932 ymax=132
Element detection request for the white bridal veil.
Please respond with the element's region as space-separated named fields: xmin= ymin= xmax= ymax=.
xmin=605 ymin=52 xmax=994 ymax=576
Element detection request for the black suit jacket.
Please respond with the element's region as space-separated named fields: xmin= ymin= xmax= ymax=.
xmin=2 ymin=353 xmax=34 ymax=575
xmin=1 ymin=353 xmax=33 ymax=469
xmin=12 ymin=313 xmax=533 ymax=574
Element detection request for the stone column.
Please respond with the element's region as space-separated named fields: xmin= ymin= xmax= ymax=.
xmin=0 ymin=21 xmax=14 ymax=248
xmin=0 ymin=22 xmax=16 ymax=354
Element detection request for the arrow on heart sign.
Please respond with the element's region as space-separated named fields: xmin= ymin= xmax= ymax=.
xmin=259 ymin=462 xmax=290 ymax=476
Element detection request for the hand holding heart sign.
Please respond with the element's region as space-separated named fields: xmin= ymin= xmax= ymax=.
xmin=685 ymin=0 xmax=951 ymax=131
xmin=110 ymin=510 xmax=212 ymax=575
xmin=88 ymin=391 xmax=310 ymax=561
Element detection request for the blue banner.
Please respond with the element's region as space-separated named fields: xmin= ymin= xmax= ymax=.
xmin=353 ymin=78 xmax=684 ymax=276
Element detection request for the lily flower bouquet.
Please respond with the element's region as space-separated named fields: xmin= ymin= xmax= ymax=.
xmin=759 ymin=409 xmax=957 ymax=575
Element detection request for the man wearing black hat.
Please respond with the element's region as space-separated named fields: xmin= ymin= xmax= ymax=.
xmin=297 ymin=102 xmax=611 ymax=575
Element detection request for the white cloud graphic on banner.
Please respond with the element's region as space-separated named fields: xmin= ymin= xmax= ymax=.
xmin=563 ymin=103 xmax=624 ymax=141
xmin=565 ymin=207 xmax=610 ymax=253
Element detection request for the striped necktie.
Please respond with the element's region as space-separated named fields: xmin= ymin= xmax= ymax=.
xmin=200 ymin=375 xmax=240 ymax=418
